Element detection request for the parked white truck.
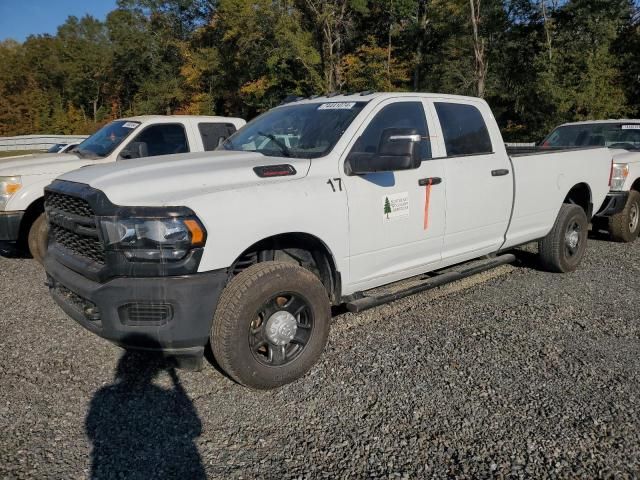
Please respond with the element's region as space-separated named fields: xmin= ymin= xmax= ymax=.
xmin=0 ymin=115 xmax=245 ymax=262
xmin=43 ymin=93 xmax=613 ymax=389
xmin=542 ymin=120 xmax=640 ymax=242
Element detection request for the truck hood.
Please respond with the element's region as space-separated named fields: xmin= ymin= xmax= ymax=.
xmin=610 ymin=149 xmax=640 ymax=163
xmin=0 ymin=152 xmax=101 ymax=176
xmin=58 ymin=150 xmax=312 ymax=206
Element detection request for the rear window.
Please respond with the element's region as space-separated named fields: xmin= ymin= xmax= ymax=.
xmin=199 ymin=123 xmax=238 ymax=151
xmin=434 ymin=102 xmax=493 ymax=156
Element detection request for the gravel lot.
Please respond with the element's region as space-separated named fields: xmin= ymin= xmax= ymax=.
xmin=1 ymin=237 xmax=639 ymax=479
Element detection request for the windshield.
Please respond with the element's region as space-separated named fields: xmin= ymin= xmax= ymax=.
xmin=75 ymin=120 xmax=141 ymax=158
xmin=220 ymin=102 xmax=368 ymax=159
xmin=543 ymin=123 xmax=640 ymax=150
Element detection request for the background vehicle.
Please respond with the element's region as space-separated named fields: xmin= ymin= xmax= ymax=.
xmin=542 ymin=120 xmax=640 ymax=242
xmin=47 ymin=143 xmax=79 ymax=154
xmin=44 ymin=93 xmax=612 ymax=389
xmin=0 ymin=115 xmax=245 ymax=263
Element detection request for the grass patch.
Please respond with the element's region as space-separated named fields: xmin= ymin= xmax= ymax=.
xmin=0 ymin=150 xmax=44 ymax=158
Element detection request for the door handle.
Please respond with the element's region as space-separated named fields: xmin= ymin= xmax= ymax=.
xmin=418 ymin=177 xmax=442 ymax=186
xmin=491 ymin=169 xmax=510 ymax=177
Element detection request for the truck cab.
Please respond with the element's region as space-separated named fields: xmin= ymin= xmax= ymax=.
xmin=0 ymin=115 xmax=245 ymax=262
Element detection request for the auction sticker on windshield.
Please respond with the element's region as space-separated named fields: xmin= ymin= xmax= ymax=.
xmin=622 ymin=125 xmax=640 ymax=130
xmin=122 ymin=122 xmax=140 ymax=129
xmin=318 ymin=103 xmax=357 ymax=110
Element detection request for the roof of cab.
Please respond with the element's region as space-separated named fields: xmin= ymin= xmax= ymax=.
xmin=118 ymin=115 xmax=245 ymax=125
xmin=282 ymin=91 xmax=488 ymax=106
xmin=558 ymin=119 xmax=640 ymax=127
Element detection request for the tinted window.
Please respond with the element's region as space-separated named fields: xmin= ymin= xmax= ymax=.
xmin=351 ymin=102 xmax=431 ymax=159
xmin=199 ymin=123 xmax=237 ymax=151
xmin=435 ymin=102 xmax=492 ymax=156
xmin=129 ymin=124 xmax=189 ymax=158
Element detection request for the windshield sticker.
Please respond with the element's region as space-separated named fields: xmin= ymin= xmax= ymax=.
xmin=621 ymin=125 xmax=640 ymax=130
xmin=383 ymin=192 xmax=410 ymax=221
xmin=122 ymin=122 xmax=139 ymax=129
xmin=318 ymin=102 xmax=357 ymax=110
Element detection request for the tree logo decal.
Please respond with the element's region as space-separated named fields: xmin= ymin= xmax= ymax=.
xmin=384 ymin=196 xmax=392 ymax=219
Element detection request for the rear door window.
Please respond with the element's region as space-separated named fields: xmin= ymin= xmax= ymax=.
xmin=199 ymin=123 xmax=238 ymax=151
xmin=434 ymin=102 xmax=493 ymax=156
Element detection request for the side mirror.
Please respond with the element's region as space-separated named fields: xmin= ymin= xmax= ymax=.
xmin=345 ymin=128 xmax=422 ymax=175
xmin=119 ymin=141 xmax=148 ymax=160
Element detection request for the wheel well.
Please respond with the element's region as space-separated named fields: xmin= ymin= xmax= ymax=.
xmin=564 ymin=183 xmax=592 ymax=217
xmin=17 ymin=198 xmax=44 ymax=245
xmin=631 ymin=178 xmax=640 ymax=193
xmin=230 ymin=233 xmax=341 ymax=304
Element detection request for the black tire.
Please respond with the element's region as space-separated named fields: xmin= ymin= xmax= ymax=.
xmin=608 ymin=190 xmax=640 ymax=243
xmin=538 ymin=204 xmax=589 ymax=273
xmin=211 ymin=261 xmax=331 ymax=389
xmin=27 ymin=213 xmax=49 ymax=264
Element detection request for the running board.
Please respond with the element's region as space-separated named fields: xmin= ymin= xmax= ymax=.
xmin=344 ymin=254 xmax=516 ymax=313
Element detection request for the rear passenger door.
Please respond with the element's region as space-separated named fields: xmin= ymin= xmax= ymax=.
xmin=431 ymin=100 xmax=513 ymax=262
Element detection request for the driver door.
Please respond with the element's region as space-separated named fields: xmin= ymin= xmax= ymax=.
xmin=341 ymin=99 xmax=447 ymax=291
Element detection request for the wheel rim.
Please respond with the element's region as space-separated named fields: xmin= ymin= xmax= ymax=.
xmin=564 ymin=221 xmax=582 ymax=258
xmin=249 ymin=293 xmax=313 ymax=367
xmin=629 ymin=202 xmax=639 ymax=232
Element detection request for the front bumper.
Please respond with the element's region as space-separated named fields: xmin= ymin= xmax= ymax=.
xmin=0 ymin=211 xmax=24 ymax=241
xmin=595 ymin=191 xmax=629 ymax=217
xmin=45 ymin=256 xmax=228 ymax=356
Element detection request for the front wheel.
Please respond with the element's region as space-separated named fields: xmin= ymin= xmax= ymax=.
xmin=27 ymin=213 xmax=49 ymax=264
xmin=608 ymin=190 xmax=640 ymax=243
xmin=210 ymin=262 xmax=331 ymax=389
xmin=538 ymin=204 xmax=589 ymax=273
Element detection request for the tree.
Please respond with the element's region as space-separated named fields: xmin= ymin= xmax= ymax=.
xmin=384 ymin=197 xmax=392 ymax=219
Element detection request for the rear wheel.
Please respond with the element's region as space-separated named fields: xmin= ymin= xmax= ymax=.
xmin=211 ymin=261 xmax=331 ymax=389
xmin=538 ymin=204 xmax=588 ymax=273
xmin=27 ymin=213 xmax=49 ymax=264
xmin=608 ymin=190 xmax=640 ymax=243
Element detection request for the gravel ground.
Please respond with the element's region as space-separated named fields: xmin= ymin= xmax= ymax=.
xmin=0 ymin=237 xmax=639 ymax=479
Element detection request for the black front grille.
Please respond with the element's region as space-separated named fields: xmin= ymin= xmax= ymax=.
xmin=45 ymin=192 xmax=94 ymax=217
xmin=45 ymin=192 xmax=105 ymax=264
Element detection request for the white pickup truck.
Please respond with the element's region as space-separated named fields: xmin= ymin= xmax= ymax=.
xmin=542 ymin=120 xmax=640 ymax=242
xmin=0 ymin=115 xmax=245 ymax=262
xmin=43 ymin=93 xmax=613 ymax=389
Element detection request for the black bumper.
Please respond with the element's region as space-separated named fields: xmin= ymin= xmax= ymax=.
xmin=45 ymin=256 xmax=228 ymax=356
xmin=596 ymin=191 xmax=629 ymax=217
xmin=0 ymin=211 xmax=24 ymax=241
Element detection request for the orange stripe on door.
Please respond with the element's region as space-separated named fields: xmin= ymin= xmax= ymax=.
xmin=423 ymin=178 xmax=433 ymax=230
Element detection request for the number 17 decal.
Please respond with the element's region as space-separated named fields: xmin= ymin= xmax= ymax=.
xmin=327 ymin=178 xmax=343 ymax=192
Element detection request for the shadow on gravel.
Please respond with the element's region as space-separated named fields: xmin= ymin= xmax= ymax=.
xmin=85 ymin=336 xmax=205 ymax=480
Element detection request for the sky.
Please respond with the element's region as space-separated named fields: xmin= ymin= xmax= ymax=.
xmin=0 ymin=0 xmax=118 ymax=42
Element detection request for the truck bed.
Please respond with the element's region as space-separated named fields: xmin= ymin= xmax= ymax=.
xmin=502 ymin=146 xmax=613 ymax=250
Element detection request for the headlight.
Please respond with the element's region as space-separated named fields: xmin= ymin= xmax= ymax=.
xmin=611 ymin=163 xmax=629 ymax=191
xmin=0 ymin=176 xmax=22 ymax=210
xmin=101 ymin=216 xmax=206 ymax=262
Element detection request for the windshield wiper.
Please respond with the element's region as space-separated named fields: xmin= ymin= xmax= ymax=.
xmin=257 ymin=131 xmax=291 ymax=157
